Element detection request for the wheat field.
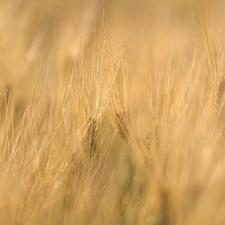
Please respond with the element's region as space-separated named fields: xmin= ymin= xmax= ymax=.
xmin=0 ymin=0 xmax=225 ymax=224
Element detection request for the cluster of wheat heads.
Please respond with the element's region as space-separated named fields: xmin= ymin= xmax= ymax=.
xmin=1 ymin=0 xmax=225 ymax=224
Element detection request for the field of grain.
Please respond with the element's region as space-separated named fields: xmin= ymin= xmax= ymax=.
xmin=0 ymin=0 xmax=225 ymax=224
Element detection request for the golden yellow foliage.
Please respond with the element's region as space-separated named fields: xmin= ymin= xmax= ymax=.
xmin=0 ymin=0 xmax=225 ymax=224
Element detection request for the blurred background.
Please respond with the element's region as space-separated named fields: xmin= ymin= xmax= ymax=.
xmin=0 ymin=0 xmax=223 ymax=95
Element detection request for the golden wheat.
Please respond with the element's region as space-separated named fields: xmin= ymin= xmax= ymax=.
xmin=0 ymin=0 xmax=225 ymax=225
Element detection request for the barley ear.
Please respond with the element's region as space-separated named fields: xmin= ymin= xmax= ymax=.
xmin=159 ymin=186 xmax=170 ymax=225
xmin=115 ymin=111 xmax=130 ymax=142
xmin=86 ymin=117 xmax=98 ymax=157
xmin=216 ymin=77 xmax=225 ymax=130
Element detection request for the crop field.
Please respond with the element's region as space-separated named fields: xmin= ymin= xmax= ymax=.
xmin=0 ymin=0 xmax=225 ymax=224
